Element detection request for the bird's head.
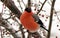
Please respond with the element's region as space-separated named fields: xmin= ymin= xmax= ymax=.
xmin=25 ymin=7 xmax=31 ymax=13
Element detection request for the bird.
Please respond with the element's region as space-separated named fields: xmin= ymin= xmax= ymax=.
xmin=20 ymin=7 xmax=48 ymax=33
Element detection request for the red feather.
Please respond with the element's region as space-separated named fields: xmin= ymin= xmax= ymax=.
xmin=20 ymin=11 xmax=39 ymax=32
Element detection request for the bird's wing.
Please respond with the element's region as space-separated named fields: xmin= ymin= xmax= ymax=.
xmin=32 ymin=14 xmax=49 ymax=32
xmin=32 ymin=14 xmax=39 ymax=22
xmin=32 ymin=14 xmax=43 ymax=25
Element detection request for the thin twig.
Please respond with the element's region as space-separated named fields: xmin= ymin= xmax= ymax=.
xmin=0 ymin=20 xmax=21 ymax=38
xmin=0 ymin=13 xmax=21 ymax=38
xmin=12 ymin=17 xmax=25 ymax=38
xmin=47 ymin=0 xmax=60 ymax=22
xmin=22 ymin=0 xmax=26 ymax=7
xmin=55 ymin=12 xmax=60 ymax=22
xmin=37 ymin=0 xmax=47 ymax=15
xmin=17 ymin=0 xmax=23 ymax=12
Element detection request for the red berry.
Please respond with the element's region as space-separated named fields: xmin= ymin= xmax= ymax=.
xmin=46 ymin=17 xmax=48 ymax=19
xmin=39 ymin=14 xmax=41 ymax=16
xmin=42 ymin=15 xmax=44 ymax=17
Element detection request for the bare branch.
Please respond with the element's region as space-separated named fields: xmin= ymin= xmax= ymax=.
xmin=1 ymin=0 xmax=22 ymax=18
xmin=47 ymin=0 xmax=56 ymax=38
xmin=17 ymin=0 xmax=23 ymax=12
xmin=19 ymin=25 xmax=25 ymax=38
xmin=11 ymin=16 xmax=25 ymax=38
xmin=37 ymin=0 xmax=47 ymax=15
xmin=28 ymin=0 xmax=31 ymax=7
xmin=47 ymin=1 xmax=60 ymax=22
xmin=55 ymin=12 xmax=60 ymax=22
xmin=0 ymin=12 xmax=23 ymax=38
xmin=0 ymin=18 xmax=22 ymax=38
xmin=22 ymin=0 xmax=26 ymax=7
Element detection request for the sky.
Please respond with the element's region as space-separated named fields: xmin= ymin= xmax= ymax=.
xmin=0 ymin=0 xmax=60 ymax=38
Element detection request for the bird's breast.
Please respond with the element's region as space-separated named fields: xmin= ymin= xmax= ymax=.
xmin=20 ymin=12 xmax=40 ymax=32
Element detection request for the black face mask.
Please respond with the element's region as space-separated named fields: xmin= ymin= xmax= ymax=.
xmin=25 ymin=7 xmax=31 ymax=13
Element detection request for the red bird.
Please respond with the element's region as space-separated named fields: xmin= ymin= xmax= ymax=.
xmin=20 ymin=7 xmax=40 ymax=32
xmin=20 ymin=7 xmax=48 ymax=33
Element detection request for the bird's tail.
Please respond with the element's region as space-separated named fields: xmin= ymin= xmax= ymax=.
xmin=40 ymin=26 xmax=49 ymax=32
xmin=37 ymin=19 xmax=49 ymax=32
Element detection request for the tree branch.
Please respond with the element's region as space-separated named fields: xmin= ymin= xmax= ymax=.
xmin=0 ymin=19 xmax=21 ymax=38
xmin=1 ymin=0 xmax=22 ymax=19
xmin=37 ymin=0 xmax=47 ymax=15
xmin=0 ymin=0 xmax=25 ymax=38
xmin=47 ymin=0 xmax=56 ymax=38
xmin=0 ymin=12 xmax=23 ymax=38
xmin=47 ymin=1 xmax=60 ymax=22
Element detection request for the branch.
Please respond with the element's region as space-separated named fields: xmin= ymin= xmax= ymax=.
xmin=28 ymin=0 xmax=31 ymax=7
xmin=37 ymin=0 xmax=47 ymax=15
xmin=17 ymin=0 xmax=23 ymax=12
xmin=12 ymin=17 xmax=25 ymax=38
xmin=0 ymin=13 xmax=23 ymax=38
xmin=1 ymin=0 xmax=22 ymax=18
xmin=0 ymin=0 xmax=25 ymax=38
xmin=55 ymin=12 xmax=60 ymax=22
xmin=47 ymin=1 xmax=60 ymax=22
xmin=47 ymin=0 xmax=56 ymax=38
xmin=0 ymin=19 xmax=21 ymax=38
xmin=22 ymin=0 xmax=26 ymax=7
